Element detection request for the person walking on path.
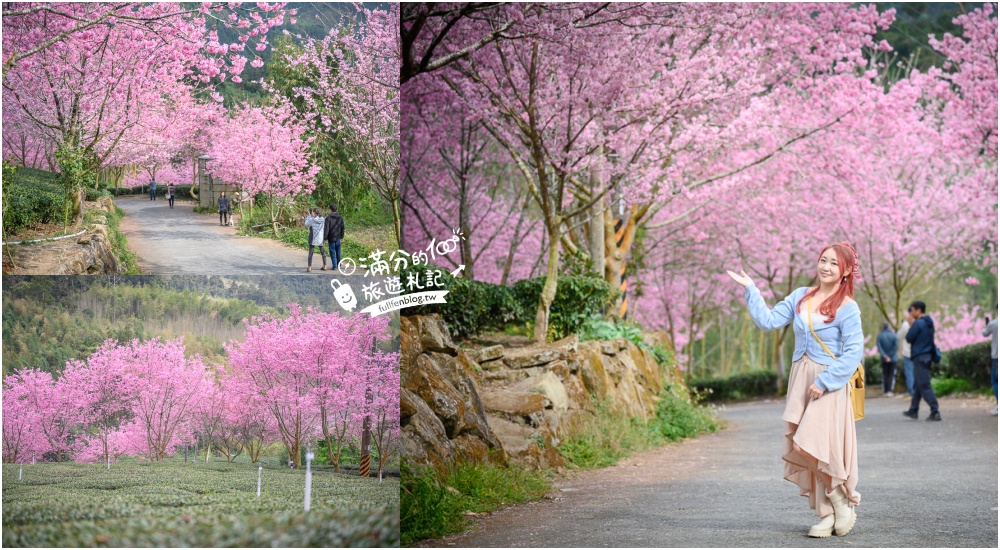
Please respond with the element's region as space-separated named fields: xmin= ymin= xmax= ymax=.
xmin=305 ymin=207 xmax=327 ymax=272
xmin=324 ymin=204 xmax=345 ymax=270
xmin=727 ymin=241 xmax=863 ymax=539
xmin=150 ymin=179 xmax=157 ymax=201
xmin=877 ymin=322 xmax=898 ymax=397
xmin=983 ymin=316 xmax=998 ymax=415
xmin=904 ymin=301 xmax=941 ymax=421
xmin=167 ymin=184 xmax=176 ymax=209
xmin=897 ymin=319 xmax=914 ymax=396
xmin=218 ymin=192 xmax=230 ymax=226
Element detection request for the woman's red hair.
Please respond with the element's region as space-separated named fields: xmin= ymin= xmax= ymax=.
xmin=796 ymin=242 xmax=859 ymax=323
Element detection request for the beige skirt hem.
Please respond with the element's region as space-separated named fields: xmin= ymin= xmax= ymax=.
xmin=782 ymin=355 xmax=861 ymax=517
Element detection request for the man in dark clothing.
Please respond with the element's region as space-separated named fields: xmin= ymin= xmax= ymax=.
xmin=218 ymin=192 xmax=230 ymax=226
xmin=904 ymin=300 xmax=941 ymax=421
xmin=150 ymin=179 xmax=157 ymax=201
xmin=324 ymin=204 xmax=345 ymax=269
xmin=876 ymin=322 xmax=898 ymax=397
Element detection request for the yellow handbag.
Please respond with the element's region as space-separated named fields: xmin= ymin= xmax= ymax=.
xmin=806 ymin=299 xmax=865 ymax=421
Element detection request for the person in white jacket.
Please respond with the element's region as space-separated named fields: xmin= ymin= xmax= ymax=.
xmin=305 ymin=208 xmax=327 ymax=272
xmin=896 ymin=319 xmax=914 ymax=396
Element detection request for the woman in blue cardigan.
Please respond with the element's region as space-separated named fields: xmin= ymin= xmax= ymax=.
xmin=727 ymin=242 xmax=864 ymax=538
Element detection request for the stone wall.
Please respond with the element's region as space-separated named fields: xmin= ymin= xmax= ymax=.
xmin=401 ymin=314 xmax=681 ymax=472
xmin=8 ymin=196 xmax=122 ymax=275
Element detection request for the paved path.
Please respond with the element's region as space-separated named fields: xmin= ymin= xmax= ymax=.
xmin=116 ymin=197 xmax=313 ymax=275
xmin=429 ymin=395 xmax=998 ymax=547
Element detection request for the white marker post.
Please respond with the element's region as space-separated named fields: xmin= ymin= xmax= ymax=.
xmin=304 ymin=449 xmax=314 ymax=512
xmin=19 ymin=464 xmax=23 ymax=480
xmin=257 ymin=465 xmax=262 ymax=499
xmin=107 ymin=454 xmax=110 ymax=471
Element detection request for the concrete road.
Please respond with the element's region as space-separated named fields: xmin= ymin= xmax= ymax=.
xmin=116 ymin=197 xmax=314 ymax=275
xmin=429 ymin=395 xmax=998 ymax=547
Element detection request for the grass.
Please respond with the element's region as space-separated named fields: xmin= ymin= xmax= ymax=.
xmin=931 ymin=376 xmax=993 ymax=397
xmin=400 ymin=461 xmax=549 ymax=546
xmin=2 ymin=458 xmax=399 ymax=547
xmin=105 ymin=205 xmax=141 ymax=275
xmin=558 ymin=382 xmax=722 ymax=469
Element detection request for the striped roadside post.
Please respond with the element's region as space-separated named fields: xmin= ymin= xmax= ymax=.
xmin=614 ymin=217 xmax=628 ymax=321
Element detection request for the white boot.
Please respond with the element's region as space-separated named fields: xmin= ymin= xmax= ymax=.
xmin=807 ymin=514 xmax=835 ymax=538
xmin=828 ymin=485 xmax=857 ymax=536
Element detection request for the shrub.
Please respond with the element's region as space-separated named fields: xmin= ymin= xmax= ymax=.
xmin=84 ymin=188 xmax=110 ymax=202
xmin=863 ymin=355 xmax=882 ymax=384
xmin=931 ymin=376 xmax=979 ymax=397
xmin=942 ymin=341 xmax=992 ymax=389
xmin=689 ymin=370 xmax=778 ymax=402
xmin=2 ymin=183 xmax=65 ymax=235
xmin=400 ymin=270 xmax=613 ymax=341
xmin=512 ymin=275 xmax=614 ymax=341
xmin=400 ymin=266 xmax=522 ymax=339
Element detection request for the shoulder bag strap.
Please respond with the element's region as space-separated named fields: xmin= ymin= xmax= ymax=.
xmin=806 ymin=297 xmax=838 ymax=361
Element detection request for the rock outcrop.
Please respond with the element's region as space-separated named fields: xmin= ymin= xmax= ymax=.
xmin=401 ymin=314 xmax=681 ymax=473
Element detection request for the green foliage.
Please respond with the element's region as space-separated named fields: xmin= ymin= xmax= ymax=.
xmin=54 ymin=144 xmax=98 ymax=228
xmin=106 ymin=206 xmax=141 ymax=275
xmin=266 ymin=35 xmax=394 ymax=228
xmin=400 ymin=461 xmax=549 ymax=546
xmin=2 ymin=167 xmax=66 ymax=236
xmin=579 ymin=315 xmax=643 ymax=344
xmin=2 ymin=460 xmax=398 ymax=547
xmin=930 ymin=376 xmax=979 ymax=397
xmin=579 ymin=315 xmax=673 ymax=365
xmin=84 ymin=188 xmax=110 ymax=201
xmin=400 ymin=267 xmax=522 ymax=339
xmin=1 ymin=277 xmax=268 ymax=376
xmin=558 ymin=383 xmax=721 ymax=469
xmin=863 ymin=354 xmax=883 ymax=384
xmin=689 ymin=370 xmax=779 ymax=402
xmin=513 ymin=275 xmax=615 ymax=341
xmin=942 ymin=341 xmax=993 ymax=389
xmin=402 ymin=271 xmax=614 ymax=341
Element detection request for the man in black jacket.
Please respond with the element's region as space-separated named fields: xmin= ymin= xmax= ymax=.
xmin=324 ymin=204 xmax=345 ymax=269
xmin=218 ymin=192 xmax=230 ymax=226
xmin=904 ymin=300 xmax=941 ymax=421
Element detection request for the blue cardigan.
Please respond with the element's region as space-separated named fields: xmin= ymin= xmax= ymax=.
xmin=744 ymin=284 xmax=864 ymax=392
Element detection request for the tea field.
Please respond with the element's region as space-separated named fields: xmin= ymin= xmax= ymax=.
xmin=2 ymin=458 xmax=399 ymax=547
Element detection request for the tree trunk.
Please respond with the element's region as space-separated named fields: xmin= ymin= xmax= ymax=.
xmin=533 ymin=224 xmax=561 ymax=343
xmin=588 ymin=151 xmax=605 ymax=278
xmin=392 ymin=197 xmax=402 ymax=248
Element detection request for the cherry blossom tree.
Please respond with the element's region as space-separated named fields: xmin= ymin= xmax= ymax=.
xmin=209 ymin=103 xmax=319 ymax=234
xmin=2 ymin=2 xmax=290 ymax=223
xmin=2 ymin=370 xmax=50 ymax=463
xmin=284 ymin=4 xmax=401 ymax=242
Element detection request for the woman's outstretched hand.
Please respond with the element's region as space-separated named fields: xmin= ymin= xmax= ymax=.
xmin=726 ymin=269 xmax=753 ymax=288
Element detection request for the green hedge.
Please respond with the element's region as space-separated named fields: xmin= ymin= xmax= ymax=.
xmin=942 ymin=341 xmax=992 ymax=389
xmin=401 ymin=268 xmax=613 ymax=340
xmin=690 ymin=370 xmax=778 ymax=402
xmin=864 ymin=341 xmax=992 ymax=391
xmin=511 ymin=275 xmax=614 ymax=341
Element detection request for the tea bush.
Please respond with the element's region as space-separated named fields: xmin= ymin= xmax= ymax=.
xmin=2 ymin=459 xmax=399 ymax=547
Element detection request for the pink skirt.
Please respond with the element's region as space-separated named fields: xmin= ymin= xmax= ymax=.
xmin=782 ymin=355 xmax=861 ymax=517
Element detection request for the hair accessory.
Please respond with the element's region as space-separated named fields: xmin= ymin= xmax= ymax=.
xmin=840 ymin=241 xmax=861 ymax=281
